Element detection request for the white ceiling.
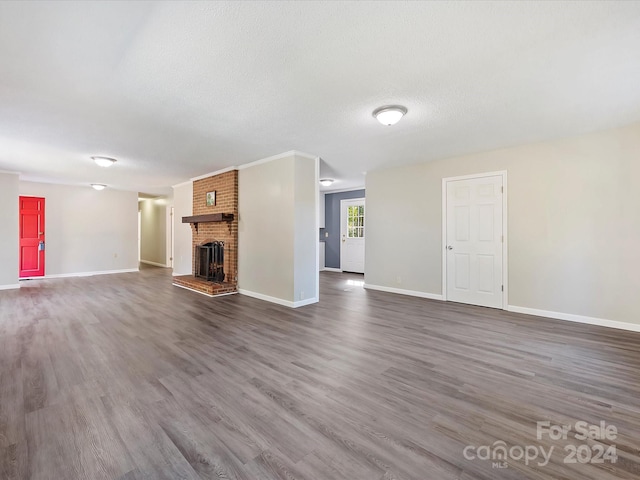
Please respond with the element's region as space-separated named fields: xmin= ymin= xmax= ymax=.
xmin=1 ymin=1 xmax=639 ymax=195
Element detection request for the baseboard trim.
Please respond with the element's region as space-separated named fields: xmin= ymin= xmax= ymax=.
xmin=363 ymin=283 xmax=443 ymax=301
xmin=239 ymin=289 xmax=293 ymax=307
xmin=239 ymin=289 xmax=318 ymax=308
xmin=0 ymin=283 xmax=21 ymax=291
xmin=20 ymin=268 xmax=139 ymax=280
xmin=507 ymin=305 xmax=640 ymax=333
xmin=292 ymin=297 xmax=319 ymax=308
xmin=140 ymin=260 xmax=169 ymax=268
xmin=322 ymin=267 xmax=342 ymax=273
xmin=172 ymin=283 xmax=238 ymax=298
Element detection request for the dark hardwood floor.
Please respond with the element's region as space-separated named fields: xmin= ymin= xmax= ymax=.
xmin=1 ymin=267 xmax=640 ymax=479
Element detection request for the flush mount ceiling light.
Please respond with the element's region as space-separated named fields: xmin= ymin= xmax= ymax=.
xmin=373 ymin=105 xmax=407 ymax=126
xmin=92 ymin=156 xmax=117 ymax=167
xmin=91 ymin=184 xmax=106 ymax=191
xmin=319 ymin=178 xmax=334 ymax=187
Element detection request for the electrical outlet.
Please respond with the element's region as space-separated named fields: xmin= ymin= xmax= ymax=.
xmin=325 ymin=232 xmax=329 ymax=238
xmin=300 ymin=291 xmax=305 ymax=300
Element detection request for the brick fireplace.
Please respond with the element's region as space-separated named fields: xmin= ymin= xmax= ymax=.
xmin=172 ymin=170 xmax=239 ymax=296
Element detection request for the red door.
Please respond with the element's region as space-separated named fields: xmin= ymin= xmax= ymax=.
xmin=19 ymin=196 xmax=45 ymax=278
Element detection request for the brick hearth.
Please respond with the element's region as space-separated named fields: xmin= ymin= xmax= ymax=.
xmin=172 ymin=275 xmax=237 ymax=296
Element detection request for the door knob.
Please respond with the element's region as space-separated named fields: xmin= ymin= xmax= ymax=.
xmin=447 ymin=245 xmax=453 ymax=250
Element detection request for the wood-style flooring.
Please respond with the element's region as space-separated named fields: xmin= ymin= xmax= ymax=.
xmin=1 ymin=266 xmax=640 ymax=479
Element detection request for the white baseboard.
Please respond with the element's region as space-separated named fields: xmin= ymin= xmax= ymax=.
xmin=322 ymin=267 xmax=342 ymax=273
xmin=292 ymin=297 xmax=319 ymax=308
xmin=0 ymin=283 xmax=20 ymax=291
xmin=20 ymin=268 xmax=139 ymax=280
xmin=140 ymin=260 xmax=169 ymax=268
xmin=172 ymin=271 xmax=191 ymax=277
xmin=172 ymin=283 xmax=238 ymax=298
xmin=360 ymin=286 xmax=640 ymax=333
xmin=507 ymin=305 xmax=640 ymax=333
xmin=238 ymin=289 xmax=318 ymax=308
xmin=363 ymin=283 xmax=443 ymax=301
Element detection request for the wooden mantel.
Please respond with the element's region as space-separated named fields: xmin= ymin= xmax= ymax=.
xmin=182 ymin=213 xmax=234 ymax=232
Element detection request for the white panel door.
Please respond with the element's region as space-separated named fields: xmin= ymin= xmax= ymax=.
xmin=446 ymin=175 xmax=503 ymax=308
xmin=341 ymin=199 xmax=365 ymax=273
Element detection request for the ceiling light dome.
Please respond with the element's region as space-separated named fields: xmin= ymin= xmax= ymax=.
xmin=373 ymin=105 xmax=407 ymax=126
xmin=91 ymin=184 xmax=106 ymax=191
xmin=320 ymin=178 xmax=334 ymax=187
xmin=92 ymin=156 xmax=117 ymax=167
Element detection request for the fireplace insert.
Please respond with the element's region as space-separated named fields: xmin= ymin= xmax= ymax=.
xmin=195 ymin=241 xmax=225 ymax=282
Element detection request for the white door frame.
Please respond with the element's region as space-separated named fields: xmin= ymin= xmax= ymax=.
xmin=138 ymin=210 xmax=141 ymax=262
xmin=340 ymin=197 xmax=366 ymax=272
xmin=442 ymin=171 xmax=508 ymax=309
xmin=170 ymin=206 xmax=175 ymax=268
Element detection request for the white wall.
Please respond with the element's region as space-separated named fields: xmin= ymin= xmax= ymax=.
xmin=172 ymin=181 xmax=193 ymax=275
xmin=238 ymin=152 xmax=318 ymax=307
xmin=239 ymin=155 xmax=295 ymax=302
xmin=365 ymin=122 xmax=640 ymax=327
xmin=293 ymin=153 xmax=320 ymax=302
xmin=0 ymin=172 xmax=19 ymax=288
xmin=139 ymin=197 xmax=170 ymax=267
xmin=18 ymin=181 xmax=138 ymax=276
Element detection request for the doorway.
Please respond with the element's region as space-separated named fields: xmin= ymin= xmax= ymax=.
xmin=442 ymin=172 xmax=507 ymax=309
xmin=340 ymin=198 xmax=365 ymax=273
xmin=19 ymin=196 xmax=45 ymax=278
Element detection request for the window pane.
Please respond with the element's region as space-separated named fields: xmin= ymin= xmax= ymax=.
xmin=346 ymin=205 xmax=366 ymax=238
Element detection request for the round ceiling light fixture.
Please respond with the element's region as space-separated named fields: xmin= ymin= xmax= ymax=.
xmin=91 ymin=184 xmax=107 ymax=191
xmin=92 ymin=156 xmax=117 ymax=167
xmin=319 ymin=178 xmax=334 ymax=187
xmin=373 ymin=105 xmax=407 ymax=126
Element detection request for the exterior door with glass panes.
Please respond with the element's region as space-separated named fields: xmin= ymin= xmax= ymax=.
xmin=340 ymin=198 xmax=365 ymax=273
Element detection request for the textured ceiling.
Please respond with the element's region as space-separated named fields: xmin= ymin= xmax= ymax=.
xmin=1 ymin=1 xmax=639 ymax=195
